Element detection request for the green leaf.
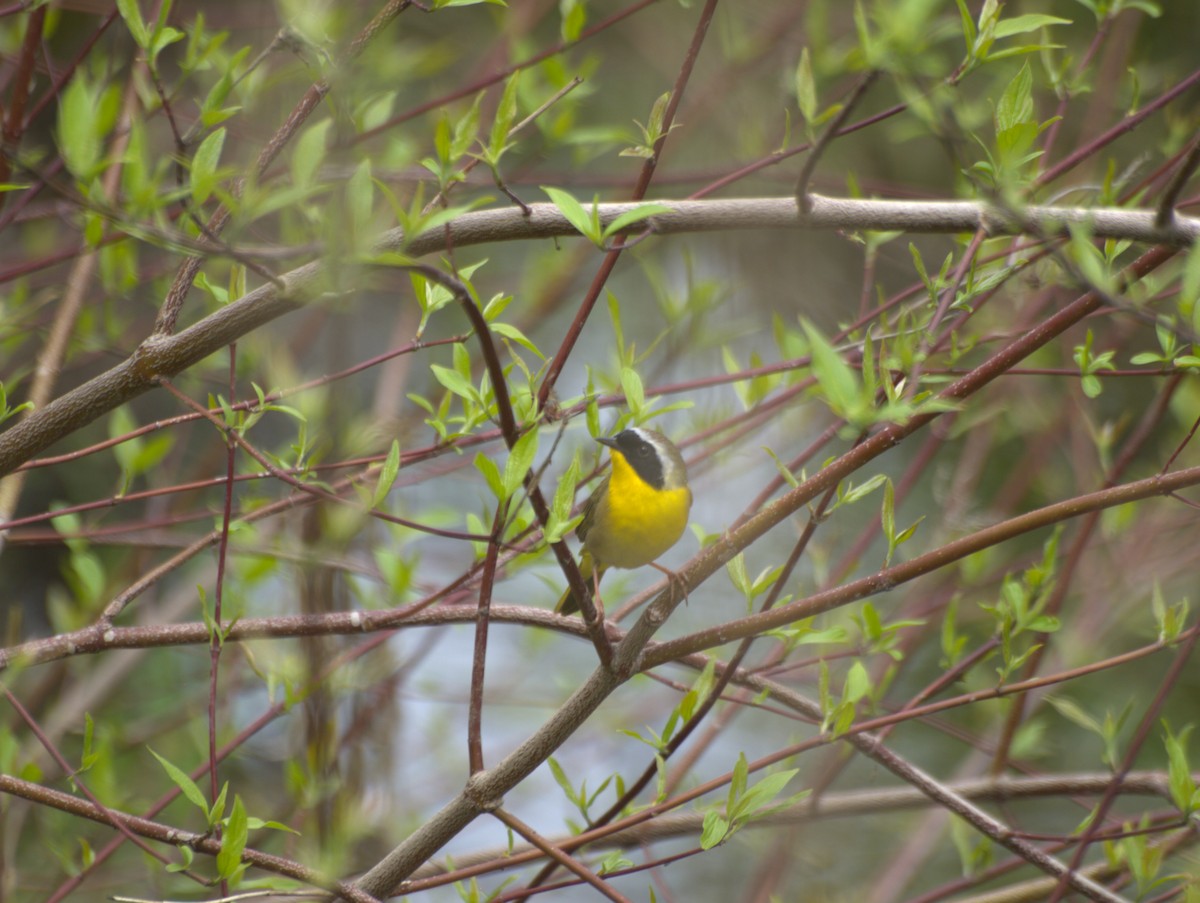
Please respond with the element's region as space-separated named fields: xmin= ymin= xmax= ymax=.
xmin=621 ymin=367 xmax=646 ymax=415
xmin=245 ymin=817 xmax=300 ymax=834
xmin=909 ymin=242 xmax=932 ymax=292
xmin=726 ymin=553 xmax=751 ymax=599
xmin=853 ymin=0 xmax=874 ymax=65
xmin=546 ymin=756 xmax=575 ymax=800
xmin=490 ymin=321 xmax=543 ymax=357
xmin=292 ymin=119 xmax=331 ymax=191
xmin=598 ymin=851 xmax=633 ymax=876
xmin=198 ymin=46 xmax=249 ymax=128
xmin=502 ymin=428 xmax=539 ymax=499
xmin=728 ymin=752 xmax=748 ymax=814
xmin=561 ymin=0 xmax=586 ymax=42
xmin=803 ymin=320 xmax=862 ymax=424
xmin=216 ymin=794 xmax=248 ymax=880
xmin=1162 ymin=723 xmax=1197 ymax=815
xmin=372 ymin=440 xmax=402 ymax=508
xmin=190 ymin=128 xmax=225 ymax=205
xmin=995 ymin=61 xmax=1033 ymax=133
xmin=474 ymin=452 xmax=504 ymax=501
xmin=58 ymin=76 xmax=104 ymax=180
xmin=954 ymin=0 xmax=977 ymax=52
xmin=881 ymin=478 xmax=896 ymax=553
xmin=165 ymin=845 xmax=194 ymax=873
xmin=840 ymin=473 xmax=887 ymax=506
xmin=1046 ymin=695 xmax=1100 ymax=733
xmin=80 ymin=713 xmax=97 ymax=771
xmin=207 ymin=779 xmax=228 ymax=833
xmin=148 ymin=747 xmax=208 ymax=813
xmin=680 ymin=660 xmax=716 ymax=722
xmin=602 ymin=203 xmax=673 ymax=240
xmin=117 ymin=0 xmax=150 ymax=47
xmin=431 ymin=363 xmax=480 ymax=404
xmin=451 ymin=93 xmax=482 ymax=162
xmin=794 ymin=48 xmax=817 ymax=125
xmin=148 ymin=26 xmax=184 ymax=68
xmin=1068 ymin=225 xmax=1114 ymax=295
xmin=547 ymin=451 xmax=582 ymax=542
xmin=843 ymin=661 xmax=870 ymax=704
xmin=763 ymin=447 xmax=800 ymax=488
xmin=1027 ymin=614 xmax=1060 ymax=633
xmin=541 ymin=186 xmax=600 ymax=244
xmin=737 ymin=768 xmax=800 ymax=819
xmin=700 ymin=809 xmax=729 ymax=849
xmin=488 ymin=72 xmax=520 ymax=159
xmin=992 ymin=14 xmax=1072 ymax=38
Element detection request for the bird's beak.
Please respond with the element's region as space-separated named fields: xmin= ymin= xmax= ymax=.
xmin=596 ymin=436 xmax=619 ymax=450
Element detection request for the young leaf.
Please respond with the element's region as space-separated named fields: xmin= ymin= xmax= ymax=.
xmin=795 ymin=48 xmax=817 ymax=125
xmin=1162 ymin=723 xmax=1197 ymax=815
xmin=995 ymin=62 xmax=1034 ymax=133
xmin=117 ymin=0 xmax=150 ymax=48
xmin=474 ymin=452 xmax=504 ymax=501
xmin=292 ymin=119 xmax=332 ymax=190
xmin=431 ymin=364 xmax=480 ymax=404
xmin=992 ymin=14 xmax=1072 ymax=39
xmin=700 ymin=809 xmax=729 ymax=849
xmin=216 ymin=794 xmax=248 ymax=880
xmin=803 ymin=320 xmax=862 ymax=424
xmin=546 ymin=451 xmax=583 ymax=542
xmin=602 ymin=203 xmax=673 ymax=241
xmin=621 ymin=367 xmax=646 ymax=415
xmin=541 ymin=186 xmax=600 ymax=244
xmin=58 ymin=76 xmax=104 ymax=180
xmin=148 ymin=748 xmax=208 ymax=813
xmin=502 ymin=428 xmax=539 ymax=499
xmin=488 ymin=72 xmax=520 ymax=159
xmin=372 ymin=440 xmax=402 ymax=508
xmin=190 ymin=127 xmax=226 ymax=205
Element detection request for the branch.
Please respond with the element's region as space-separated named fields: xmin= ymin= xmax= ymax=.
xmin=0 ymin=774 xmax=382 ymax=903
xmin=0 ymin=195 xmax=1195 ymax=479
xmin=404 ymin=772 xmax=1174 ymax=882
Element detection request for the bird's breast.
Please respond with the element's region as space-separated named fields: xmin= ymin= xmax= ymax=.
xmin=587 ymin=458 xmax=691 ymax=569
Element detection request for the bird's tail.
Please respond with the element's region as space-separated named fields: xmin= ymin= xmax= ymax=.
xmin=555 ymin=552 xmax=605 ymax=615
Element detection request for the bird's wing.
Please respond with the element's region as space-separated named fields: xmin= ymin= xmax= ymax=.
xmin=575 ymin=475 xmax=609 ymax=544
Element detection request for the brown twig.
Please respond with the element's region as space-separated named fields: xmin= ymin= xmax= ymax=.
xmin=794 ymin=70 xmax=879 ymax=211
xmin=535 ymin=0 xmax=720 ymax=411
xmin=1154 ymin=133 xmax=1200 ymax=228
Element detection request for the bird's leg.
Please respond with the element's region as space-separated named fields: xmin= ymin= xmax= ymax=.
xmin=591 ymin=567 xmax=605 ymax=620
xmin=650 ymin=561 xmax=689 ymax=605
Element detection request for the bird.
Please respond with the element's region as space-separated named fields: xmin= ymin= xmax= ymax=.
xmin=555 ymin=427 xmax=692 ymax=615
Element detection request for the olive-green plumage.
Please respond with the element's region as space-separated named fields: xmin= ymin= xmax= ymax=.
xmin=556 ymin=428 xmax=691 ymax=615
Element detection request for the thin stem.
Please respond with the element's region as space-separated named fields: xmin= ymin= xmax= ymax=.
xmin=794 ymin=70 xmax=879 ymax=210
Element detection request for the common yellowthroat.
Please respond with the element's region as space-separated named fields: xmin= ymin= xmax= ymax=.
xmin=555 ymin=427 xmax=692 ymax=615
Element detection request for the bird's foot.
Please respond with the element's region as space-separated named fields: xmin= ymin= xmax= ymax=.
xmin=650 ymin=561 xmax=689 ymax=605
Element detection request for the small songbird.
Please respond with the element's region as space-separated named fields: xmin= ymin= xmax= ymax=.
xmin=555 ymin=427 xmax=692 ymax=615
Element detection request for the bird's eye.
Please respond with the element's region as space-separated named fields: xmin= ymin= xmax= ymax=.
xmin=638 ymin=447 xmax=650 ymax=457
